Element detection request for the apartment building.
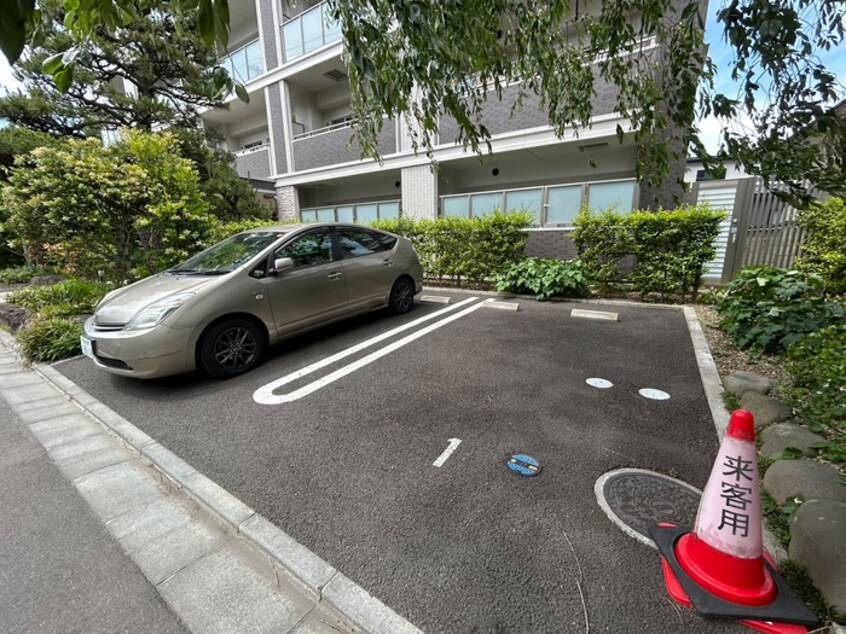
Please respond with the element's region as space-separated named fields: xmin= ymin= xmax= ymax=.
xmin=203 ymin=0 xmax=690 ymax=258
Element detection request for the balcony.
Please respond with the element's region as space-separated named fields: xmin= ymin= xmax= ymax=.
xmin=234 ymin=145 xmax=271 ymax=179
xmin=281 ymin=0 xmax=341 ymax=63
xmin=219 ymin=38 xmax=264 ymax=83
xmin=292 ymin=120 xmax=396 ymax=171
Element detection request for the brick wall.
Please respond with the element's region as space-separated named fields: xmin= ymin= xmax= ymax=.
xmin=293 ymin=122 xmax=396 ymax=171
xmin=234 ymin=148 xmax=271 ymax=179
xmin=523 ymin=229 xmax=579 ymax=260
xmin=438 ymin=79 xmax=620 ymax=144
xmin=258 ymin=0 xmax=278 ymax=70
xmin=266 ymin=84 xmax=288 ymax=173
xmin=401 ymin=165 xmax=438 ymax=219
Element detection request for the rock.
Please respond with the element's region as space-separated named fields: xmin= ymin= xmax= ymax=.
xmin=0 ymin=302 xmax=29 ymax=332
xmin=763 ymin=459 xmax=846 ymax=505
xmin=724 ymin=371 xmax=775 ymax=397
xmin=739 ymin=391 xmax=793 ymax=429
xmin=28 ymin=274 xmax=65 ymax=286
xmin=789 ymin=499 xmax=846 ymax=614
xmin=759 ymin=423 xmax=825 ymax=458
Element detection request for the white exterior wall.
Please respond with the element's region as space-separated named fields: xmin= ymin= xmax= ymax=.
xmin=401 ymin=165 xmax=438 ymax=219
xmin=695 ymin=181 xmax=740 ymax=280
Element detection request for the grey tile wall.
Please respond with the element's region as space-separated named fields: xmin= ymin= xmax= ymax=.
xmin=258 ymin=0 xmax=279 ymax=71
xmin=523 ymin=230 xmax=579 ymax=260
xmin=266 ymin=84 xmax=288 ymax=174
xmin=234 ymin=148 xmax=271 ymax=179
xmin=292 ymin=121 xmax=396 ymax=171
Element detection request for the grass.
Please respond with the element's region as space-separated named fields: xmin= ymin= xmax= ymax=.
xmin=16 ymin=317 xmax=83 ymax=363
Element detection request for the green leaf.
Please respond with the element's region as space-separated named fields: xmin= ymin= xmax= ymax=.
xmin=53 ymin=65 xmax=74 ymax=92
xmin=197 ymin=0 xmax=215 ymax=47
xmin=0 ymin=0 xmax=35 ymax=64
xmin=234 ymin=83 xmax=250 ymax=103
xmin=43 ymin=52 xmax=65 ymax=75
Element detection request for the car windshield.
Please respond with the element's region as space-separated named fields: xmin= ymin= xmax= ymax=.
xmin=168 ymin=231 xmax=287 ymax=275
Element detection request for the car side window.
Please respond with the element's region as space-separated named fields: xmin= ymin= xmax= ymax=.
xmin=337 ymin=229 xmax=396 ymax=259
xmin=275 ymin=229 xmax=335 ymax=270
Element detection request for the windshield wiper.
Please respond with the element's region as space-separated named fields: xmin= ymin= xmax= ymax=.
xmin=166 ymin=268 xmax=199 ymax=275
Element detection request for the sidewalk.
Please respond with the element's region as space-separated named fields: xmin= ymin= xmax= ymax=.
xmin=0 ymin=335 xmax=413 ymax=634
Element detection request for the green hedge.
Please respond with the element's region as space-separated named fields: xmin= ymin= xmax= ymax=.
xmin=572 ymin=205 xmax=725 ymax=301
xmin=373 ymin=212 xmax=532 ymax=284
xmin=796 ymin=196 xmax=846 ymax=297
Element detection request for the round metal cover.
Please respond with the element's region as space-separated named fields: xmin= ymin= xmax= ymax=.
xmin=639 ymin=388 xmax=671 ymax=401
xmin=586 ymin=377 xmax=614 ymax=389
xmin=507 ymin=454 xmax=541 ymax=477
xmin=594 ymin=468 xmax=702 ymax=548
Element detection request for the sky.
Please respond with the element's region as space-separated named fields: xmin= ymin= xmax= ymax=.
xmin=1 ymin=3 xmax=844 ymax=146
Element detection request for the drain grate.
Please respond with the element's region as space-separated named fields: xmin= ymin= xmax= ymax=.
xmin=594 ymin=469 xmax=702 ymax=548
xmin=507 ymin=453 xmax=541 ymax=477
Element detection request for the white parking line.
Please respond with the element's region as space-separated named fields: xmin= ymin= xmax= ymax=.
xmin=253 ymin=297 xmax=487 ymax=405
xmin=433 ymin=438 xmax=462 ymax=467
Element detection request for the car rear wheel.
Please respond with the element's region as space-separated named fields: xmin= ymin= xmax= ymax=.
xmin=199 ymin=319 xmax=264 ymax=378
xmin=388 ymin=277 xmax=415 ymax=314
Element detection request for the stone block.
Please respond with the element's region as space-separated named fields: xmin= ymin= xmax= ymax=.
xmin=789 ymin=499 xmax=846 ymax=613
xmin=759 ymin=423 xmax=825 ymax=458
xmin=763 ymin=459 xmax=846 ymax=504
xmin=724 ymin=370 xmax=775 ymax=397
xmin=739 ymin=391 xmax=792 ymax=429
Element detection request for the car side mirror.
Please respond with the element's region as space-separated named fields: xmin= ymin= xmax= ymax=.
xmin=272 ymin=257 xmax=294 ymax=274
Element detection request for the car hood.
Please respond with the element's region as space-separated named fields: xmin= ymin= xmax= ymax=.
xmin=94 ymin=273 xmax=221 ymax=326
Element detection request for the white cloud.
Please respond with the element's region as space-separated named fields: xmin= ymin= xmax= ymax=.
xmin=0 ymin=55 xmax=24 ymax=96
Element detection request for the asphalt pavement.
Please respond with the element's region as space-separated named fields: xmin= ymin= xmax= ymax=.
xmin=55 ymin=293 xmax=746 ymax=633
xmin=0 ymin=394 xmax=188 ymax=634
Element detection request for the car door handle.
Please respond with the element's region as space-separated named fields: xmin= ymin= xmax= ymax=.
xmin=327 ymin=272 xmax=343 ymax=280
xmin=383 ymin=259 xmax=394 ymax=266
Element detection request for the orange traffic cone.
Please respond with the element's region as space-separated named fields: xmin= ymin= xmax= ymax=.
xmin=649 ymin=410 xmax=819 ymax=633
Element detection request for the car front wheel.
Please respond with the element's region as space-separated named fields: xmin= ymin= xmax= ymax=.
xmin=198 ymin=319 xmax=265 ymax=378
xmin=388 ymin=277 xmax=415 ymax=314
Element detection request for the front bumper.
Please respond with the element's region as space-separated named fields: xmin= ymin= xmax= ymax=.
xmin=82 ymin=318 xmax=194 ymax=379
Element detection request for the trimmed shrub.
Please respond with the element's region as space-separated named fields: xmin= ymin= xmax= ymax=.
xmin=572 ymin=204 xmax=725 ymax=300
xmin=796 ymin=196 xmax=846 ymax=297
xmin=785 ymin=324 xmax=846 ymax=433
xmin=16 ymin=317 xmax=84 ymax=362
xmin=496 ymin=257 xmax=591 ymax=300
xmin=0 ymin=264 xmax=45 ymax=285
xmin=373 ymin=212 xmax=532 ymax=284
xmin=715 ymin=266 xmax=844 ymax=355
xmin=7 ymin=278 xmax=109 ymax=317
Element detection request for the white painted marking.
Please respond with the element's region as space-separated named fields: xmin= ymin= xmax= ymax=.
xmin=571 ymin=308 xmax=619 ymax=322
xmin=419 ymin=295 xmax=452 ymax=304
xmin=254 ymin=298 xmax=489 ymax=404
xmin=484 ymin=301 xmax=520 ymax=312
xmin=586 ymin=377 xmax=614 ymax=389
xmin=639 ymin=388 xmax=671 ymax=401
xmin=433 ymin=438 xmax=462 ymax=467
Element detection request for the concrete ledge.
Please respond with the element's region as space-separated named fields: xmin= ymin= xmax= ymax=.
xmin=182 ymin=472 xmax=255 ymax=530
xmin=484 ymin=301 xmax=520 ymax=312
xmin=323 ymin=573 xmax=423 ymax=634
xmin=571 ymin=308 xmax=619 ymax=321
xmin=142 ymin=442 xmax=197 ymax=484
xmin=419 ymin=295 xmax=451 ymax=304
xmin=682 ymin=307 xmax=730 ymax=440
xmin=240 ymin=514 xmax=337 ymax=601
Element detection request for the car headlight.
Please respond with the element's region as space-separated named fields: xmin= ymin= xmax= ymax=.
xmin=125 ymin=292 xmax=195 ymax=331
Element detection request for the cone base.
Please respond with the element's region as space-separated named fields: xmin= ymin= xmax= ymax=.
xmin=676 ymin=532 xmax=776 ymax=606
xmin=649 ymin=524 xmax=819 ymax=628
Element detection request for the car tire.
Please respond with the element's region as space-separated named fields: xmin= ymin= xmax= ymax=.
xmin=388 ymin=277 xmax=415 ymax=315
xmin=198 ymin=318 xmax=265 ymax=378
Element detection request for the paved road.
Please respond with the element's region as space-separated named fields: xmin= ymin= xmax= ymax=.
xmin=57 ymin=294 xmax=743 ymax=633
xmin=0 ymin=397 xmax=188 ymax=634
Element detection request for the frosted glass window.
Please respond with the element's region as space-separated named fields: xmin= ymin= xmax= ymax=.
xmin=356 ymin=204 xmax=378 ymax=224
xmin=302 ymin=7 xmax=324 ymax=54
xmin=245 ymin=41 xmax=263 ymax=79
xmin=588 ymin=181 xmax=637 ymax=213
xmin=378 ymin=202 xmax=400 ymax=219
xmin=505 ymin=189 xmax=542 ymax=224
xmin=546 ymin=186 xmax=583 ymax=226
xmin=336 ymin=206 xmax=354 ymax=223
xmin=300 ymin=209 xmax=317 ymax=222
xmin=471 ymin=192 xmax=503 ymax=216
xmin=323 ymin=5 xmax=341 ymax=43
xmin=443 ymin=196 xmax=469 ymax=217
xmin=316 ymin=208 xmax=335 ymax=222
xmin=283 ymin=21 xmax=303 ymax=61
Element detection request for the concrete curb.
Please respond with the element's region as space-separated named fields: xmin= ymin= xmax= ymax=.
xmin=0 ymin=331 xmax=421 ymax=634
xmin=682 ymin=307 xmax=730 ymax=440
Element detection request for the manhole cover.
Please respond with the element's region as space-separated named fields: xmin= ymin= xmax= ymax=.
xmin=594 ymin=469 xmax=702 ymax=548
xmin=586 ymin=377 xmax=614 ymax=389
xmin=639 ymin=388 xmax=671 ymax=400
xmin=507 ymin=454 xmax=541 ymax=477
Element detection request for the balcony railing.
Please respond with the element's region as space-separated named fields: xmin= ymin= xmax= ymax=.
xmin=292 ymin=119 xmax=352 ymax=140
xmin=300 ymin=200 xmax=401 ymax=224
xmin=219 ymin=39 xmax=264 ymax=83
xmin=281 ymin=0 xmax=341 ymax=62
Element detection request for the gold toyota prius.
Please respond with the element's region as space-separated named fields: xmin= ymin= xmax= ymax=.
xmin=81 ymin=223 xmax=424 ymax=379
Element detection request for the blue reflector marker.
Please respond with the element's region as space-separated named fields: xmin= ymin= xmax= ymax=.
xmin=507 ymin=454 xmax=541 ymax=477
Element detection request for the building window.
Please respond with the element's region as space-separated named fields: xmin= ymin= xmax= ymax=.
xmin=299 ymin=200 xmax=402 ymax=224
xmin=587 ymin=181 xmax=637 ymax=213
xmin=281 ymin=0 xmax=342 ymax=63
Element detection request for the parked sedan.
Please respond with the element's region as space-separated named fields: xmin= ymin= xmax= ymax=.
xmin=81 ymin=223 xmax=423 ymax=379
